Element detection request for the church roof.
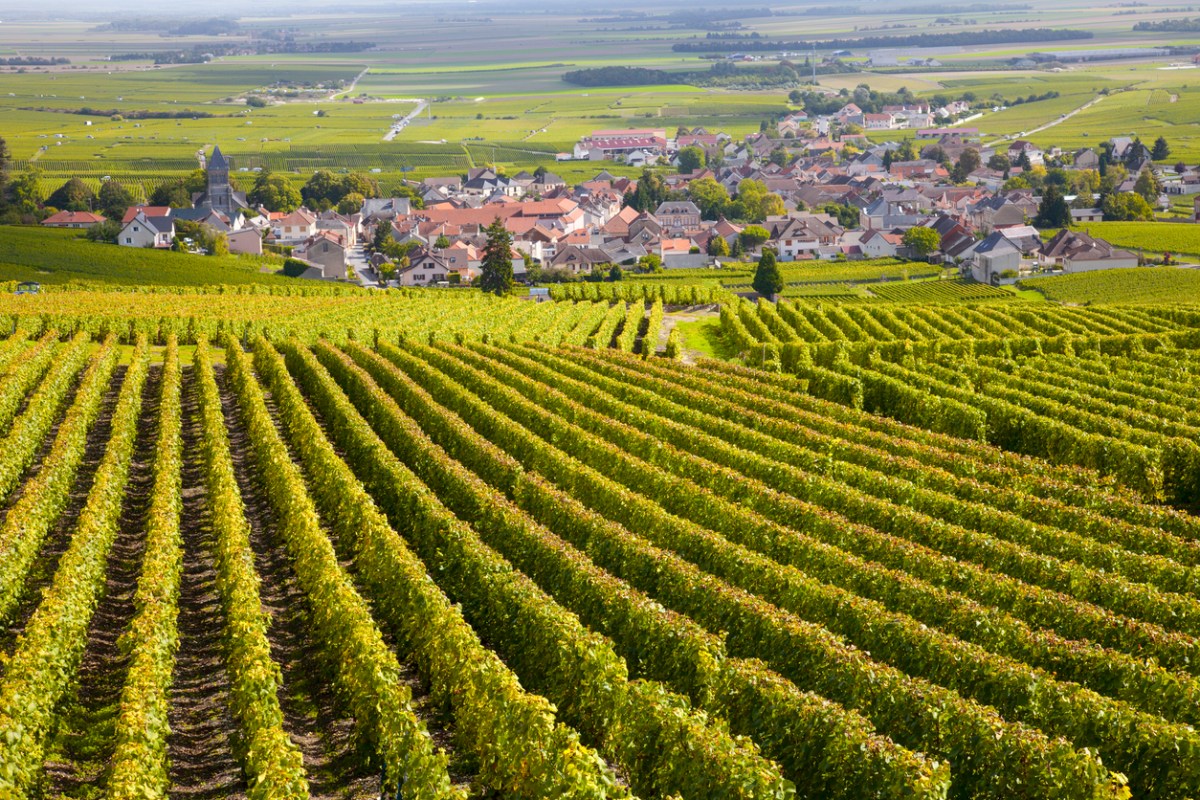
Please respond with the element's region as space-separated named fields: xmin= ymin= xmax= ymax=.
xmin=209 ymin=146 xmax=228 ymax=169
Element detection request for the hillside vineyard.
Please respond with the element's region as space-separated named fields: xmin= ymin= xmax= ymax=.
xmin=3 ymin=304 xmax=1200 ymax=799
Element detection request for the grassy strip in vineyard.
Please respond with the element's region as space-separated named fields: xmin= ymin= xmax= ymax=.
xmin=0 ymin=337 xmax=150 ymax=794
xmin=106 ymin=339 xmax=183 ymax=800
xmin=0 ymin=334 xmax=112 ymax=624
xmin=376 ymin=339 xmax=1119 ymax=800
xmin=222 ymin=337 xmax=460 ymax=799
xmin=421 ymin=340 xmax=1200 ymax=799
xmin=193 ymin=339 xmax=309 ymax=797
xmin=316 ymin=339 xmax=949 ymax=800
xmin=259 ymin=338 xmax=793 ymax=800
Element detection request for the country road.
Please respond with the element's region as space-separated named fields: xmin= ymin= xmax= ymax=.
xmin=383 ymin=99 xmax=429 ymax=141
xmin=330 ymin=67 xmax=369 ymax=100
xmin=981 ymin=94 xmax=1107 ymax=148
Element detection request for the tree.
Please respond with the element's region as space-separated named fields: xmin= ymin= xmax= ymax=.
xmin=638 ymin=254 xmax=663 ymax=273
xmin=1102 ymin=191 xmax=1154 ymax=221
xmin=1134 ymin=169 xmax=1161 ymax=204
xmin=677 ymin=145 xmax=705 ymax=174
xmin=1034 ymin=184 xmax=1070 ymax=228
xmin=1176 ymin=161 xmax=1189 ymax=176
xmin=707 ymin=234 xmax=730 ymax=257
xmin=98 ymin=180 xmax=136 ymax=220
xmin=47 ymin=177 xmax=96 ymax=212
xmin=952 ymin=148 xmax=981 ymax=182
xmin=686 ymin=177 xmax=729 ymax=220
xmin=739 ymin=224 xmax=771 ymax=250
xmin=1152 ymin=136 xmax=1170 ymax=161
xmin=149 ymin=180 xmax=193 ymax=208
xmin=822 ymin=203 xmax=860 ymax=229
xmin=84 ymin=219 xmax=121 ymax=244
xmin=479 ymin=218 xmax=514 ymax=296
xmin=623 ymin=169 xmax=669 ymax=213
xmin=902 ymin=226 xmax=940 ymax=258
xmin=987 ymin=153 xmax=1011 ymax=172
xmin=608 ymin=264 xmax=624 ymax=282
xmin=1015 ymin=150 xmax=1032 ymax=171
xmin=370 ymin=222 xmax=393 ymax=254
xmin=8 ymin=171 xmax=44 ymax=214
xmin=768 ymin=147 xmax=790 ymax=167
xmin=248 ymin=171 xmax=302 ymax=213
xmin=301 ymin=170 xmax=342 ymax=211
xmin=752 ymin=247 xmax=783 ymax=299
xmin=340 ymin=172 xmax=380 ymax=200
xmin=736 ymin=179 xmax=784 ymax=222
xmin=178 ymin=168 xmax=208 ymax=197
xmin=337 ymin=192 xmax=365 ymax=215
xmin=894 ymin=139 xmax=917 ymax=162
xmin=434 ymin=233 xmax=451 ymax=250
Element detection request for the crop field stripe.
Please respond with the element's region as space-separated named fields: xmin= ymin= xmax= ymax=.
xmin=370 ymin=339 xmax=1121 ymax=800
xmin=0 ymin=334 xmax=116 ymax=626
xmin=263 ymin=337 xmax=795 ymax=800
xmin=397 ymin=339 xmax=1200 ymax=798
xmin=107 ymin=339 xmax=184 ymax=799
xmin=234 ymin=336 xmax=636 ymax=800
xmin=222 ymin=338 xmax=459 ymax=800
xmin=313 ymin=338 xmax=947 ymax=799
xmin=0 ymin=336 xmax=149 ymax=793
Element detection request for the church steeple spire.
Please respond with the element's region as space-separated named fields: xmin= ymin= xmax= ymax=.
xmin=206 ymin=145 xmax=233 ymax=215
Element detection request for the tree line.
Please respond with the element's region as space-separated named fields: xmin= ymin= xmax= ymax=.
xmin=672 ymin=28 xmax=1092 ymax=52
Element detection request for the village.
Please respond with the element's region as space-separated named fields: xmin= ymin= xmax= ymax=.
xmin=41 ymin=101 xmax=1199 ymax=288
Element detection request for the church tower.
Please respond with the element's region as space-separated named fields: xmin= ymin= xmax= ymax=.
xmin=206 ymin=146 xmax=234 ymax=216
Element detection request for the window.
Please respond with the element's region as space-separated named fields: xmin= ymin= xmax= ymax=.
xmin=124 ymin=237 xmax=132 ymax=244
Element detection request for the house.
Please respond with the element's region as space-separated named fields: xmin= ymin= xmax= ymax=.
xmin=271 ymin=209 xmax=318 ymax=245
xmin=971 ymin=231 xmax=1022 ymax=284
xmin=859 ymin=229 xmax=904 ymax=259
xmin=399 ymin=248 xmax=451 ymax=286
xmin=41 ymin=210 xmax=105 ymax=229
xmin=119 ymin=209 xmax=174 ymax=248
xmin=1072 ymin=149 xmax=1100 ymax=171
xmin=573 ymin=129 xmax=668 ymax=161
xmin=227 ymin=227 xmax=263 ymax=256
xmin=889 ymin=159 xmax=942 ymax=180
xmin=1039 ymin=229 xmax=1138 ymax=272
xmin=1070 ymin=207 xmax=1104 ymax=224
xmin=1007 ymin=140 xmax=1043 ymax=165
xmin=918 ymin=127 xmax=979 ymax=141
xmin=549 ymin=245 xmax=612 ymax=274
xmin=776 ymin=112 xmax=809 ymax=138
xmin=862 ymin=113 xmax=897 ymax=131
xmin=360 ymin=197 xmax=412 ymax=222
xmin=654 ymin=201 xmax=701 ymax=232
xmin=768 ymin=215 xmax=843 ymax=260
xmin=295 ymin=231 xmax=348 ymax=280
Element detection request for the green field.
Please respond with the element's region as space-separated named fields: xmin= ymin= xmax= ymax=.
xmin=0 ymin=227 xmax=290 ymax=287
xmin=1021 ymin=265 xmax=1200 ymax=303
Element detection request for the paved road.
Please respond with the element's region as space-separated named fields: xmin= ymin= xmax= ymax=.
xmin=383 ymin=99 xmax=428 ymax=141
xmin=982 ymin=95 xmax=1106 ymax=149
xmin=346 ymin=244 xmax=381 ymax=287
